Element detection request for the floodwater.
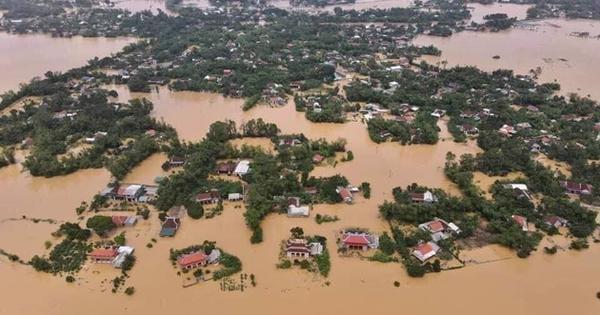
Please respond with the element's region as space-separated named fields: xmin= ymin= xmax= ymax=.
xmin=2 ymin=83 xmax=600 ymax=315
xmin=414 ymin=18 xmax=600 ymax=100
xmin=270 ymin=0 xmax=413 ymax=11
xmin=108 ymin=84 xmax=479 ymax=197
xmin=112 ymin=0 xmax=412 ymax=14
xmin=2 ymin=18 xmax=600 ymax=315
xmin=0 ymin=33 xmax=136 ymax=93
xmin=110 ymin=0 xmax=212 ymax=14
xmin=468 ymin=2 xmax=531 ymax=24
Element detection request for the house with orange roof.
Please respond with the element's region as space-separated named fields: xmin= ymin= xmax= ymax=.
xmin=336 ymin=187 xmax=354 ymax=204
xmin=418 ymin=218 xmax=461 ymax=242
xmin=177 ymin=252 xmax=208 ymax=269
xmin=341 ymin=231 xmax=379 ymax=251
xmin=89 ymin=248 xmax=119 ymax=264
xmin=412 ymin=241 xmax=440 ymax=262
xmin=511 ymin=214 xmax=528 ymax=231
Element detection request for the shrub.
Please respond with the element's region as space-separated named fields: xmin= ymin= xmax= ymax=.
xmin=404 ymin=259 xmax=426 ymax=278
xmin=569 ymin=239 xmax=589 ymax=251
xmin=86 ymin=215 xmax=115 ymax=236
xmin=124 ymin=287 xmax=135 ymax=295
xmin=65 ymin=275 xmax=75 ymax=283
xmin=393 ymin=281 xmax=400 ymax=287
xmin=114 ymin=232 xmax=126 ymax=246
xmin=277 ymin=260 xmax=292 ymax=269
xmin=186 ymin=201 xmax=204 ymax=219
xmin=250 ymin=227 xmax=263 ymax=244
xmin=361 ymin=182 xmax=371 ymax=199
xmin=544 ymin=246 xmax=558 ymax=254
xmin=315 ymin=250 xmax=331 ymax=277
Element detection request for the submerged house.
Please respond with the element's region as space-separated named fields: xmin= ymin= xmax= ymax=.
xmin=112 ymin=246 xmax=135 ymax=268
xmin=89 ymin=248 xmax=119 ymax=264
xmin=418 ymin=218 xmax=461 ymax=242
xmin=285 ymin=239 xmax=311 ymax=259
xmin=233 ymin=160 xmax=251 ymax=177
xmin=216 ymin=161 xmax=237 ymax=175
xmin=341 ymin=232 xmax=379 ymax=251
xmin=544 ymin=215 xmax=568 ymax=228
xmin=177 ymin=252 xmax=208 ymax=269
xmin=336 ymin=187 xmax=354 ymax=204
xmin=559 ymin=181 xmax=592 ymax=195
xmin=195 ymin=190 xmax=220 ymax=205
xmin=511 ymin=215 xmax=528 ymax=231
xmin=287 ymin=197 xmax=310 ymax=217
xmin=412 ymin=242 xmax=440 ymax=262
xmin=503 ymin=184 xmax=532 ymax=200
xmin=409 ymin=191 xmax=437 ymax=203
xmin=103 ymin=184 xmax=146 ymax=202
xmin=160 ymin=217 xmax=181 ymax=237
xmin=168 ymin=156 xmax=186 ymax=167
xmin=111 ymin=215 xmax=138 ymax=227
xmin=228 ymin=193 xmax=243 ymax=201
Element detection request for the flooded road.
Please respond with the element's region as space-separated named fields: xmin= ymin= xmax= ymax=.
xmin=0 ymin=33 xmax=136 ymax=94
xmin=414 ymin=18 xmax=600 ymax=100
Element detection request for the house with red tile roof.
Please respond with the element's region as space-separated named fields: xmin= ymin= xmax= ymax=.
xmin=285 ymin=239 xmax=311 ymax=259
xmin=195 ymin=190 xmax=220 ymax=205
xmin=216 ymin=161 xmax=236 ymax=175
xmin=511 ymin=215 xmax=528 ymax=231
xmin=336 ymin=187 xmax=353 ymax=204
xmin=559 ymin=181 xmax=593 ymax=195
xmin=89 ymin=248 xmax=119 ymax=264
xmin=418 ymin=218 xmax=461 ymax=242
xmin=544 ymin=216 xmax=568 ymax=228
xmin=312 ymin=154 xmax=325 ymax=164
xmin=412 ymin=242 xmax=440 ymax=262
xmin=111 ymin=215 xmax=137 ymax=227
xmin=341 ymin=231 xmax=379 ymax=251
xmin=177 ymin=252 xmax=208 ymax=269
xmin=409 ymin=190 xmax=436 ymax=203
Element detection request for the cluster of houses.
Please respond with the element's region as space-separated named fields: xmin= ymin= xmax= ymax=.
xmin=100 ymin=183 xmax=158 ymax=203
xmin=413 ymin=218 xmax=461 ymax=262
xmin=89 ymin=246 xmax=135 ymax=268
xmin=262 ymin=82 xmax=287 ymax=106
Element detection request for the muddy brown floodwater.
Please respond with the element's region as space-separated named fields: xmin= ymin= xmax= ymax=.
xmin=414 ymin=18 xmax=600 ymax=100
xmin=0 ymin=33 xmax=136 ymax=93
xmin=112 ymin=0 xmax=413 ymax=14
xmin=467 ymin=2 xmax=531 ymax=24
xmin=2 ymin=83 xmax=600 ymax=315
xmin=2 ymin=18 xmax=600 ymax=314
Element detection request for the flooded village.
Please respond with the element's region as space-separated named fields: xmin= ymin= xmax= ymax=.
xmin=2 ymin=0 xmax=600 ymax=314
